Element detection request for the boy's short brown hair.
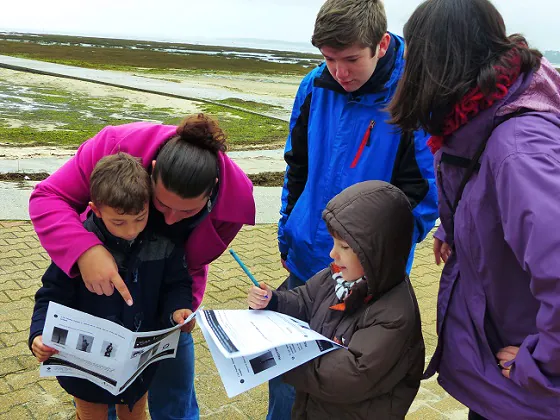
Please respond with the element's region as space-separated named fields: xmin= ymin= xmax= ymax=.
xmin=90 ymin=152 xmax=151 ymax=215
xmin=312 ymin=0 xmax=387 ymax=51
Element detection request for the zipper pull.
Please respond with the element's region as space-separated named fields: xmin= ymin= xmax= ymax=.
xmin=366 ymin=120 xmax=376 ymax=146
xmin=350 ymin=120 xmax=376 ymax=168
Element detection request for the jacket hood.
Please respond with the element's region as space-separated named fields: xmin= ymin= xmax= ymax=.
xmin=322 ymin=181 xmax=413 ymax=297
xmin=498 ymin=58 xmax=560 ymax=117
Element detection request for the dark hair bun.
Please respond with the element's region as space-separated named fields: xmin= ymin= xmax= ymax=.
xmin=176 ymin=113 xmax=227 ymax=153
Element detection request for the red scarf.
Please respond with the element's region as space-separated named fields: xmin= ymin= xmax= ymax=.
xmin=427 ymin=49 xmax=523 ymax=154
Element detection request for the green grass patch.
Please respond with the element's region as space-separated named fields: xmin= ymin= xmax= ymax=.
xmin=200 ymin=103 xmax=288 ymax=148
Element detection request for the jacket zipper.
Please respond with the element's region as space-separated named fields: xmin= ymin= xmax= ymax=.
xmin=350 ymin=120 xmax=375 ymax=168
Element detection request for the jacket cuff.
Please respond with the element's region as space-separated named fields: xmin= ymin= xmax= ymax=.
xmin=66 ymin=237 xmax=104 ymax=278
xmin=28 ymin=331 xmax=42 ymax=355
xmin=433 ymin=223 xmax=446 ymax=242
xmin=267 ymin=292 xmax=279 ymax=311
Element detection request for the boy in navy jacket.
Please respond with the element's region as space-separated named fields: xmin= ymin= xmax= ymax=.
xmin=29 ymin=152 xmax=193 ymax=419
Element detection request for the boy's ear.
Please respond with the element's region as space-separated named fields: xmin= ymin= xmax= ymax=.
xmin=89 ymin=202 xmax=102 ymax=218
xmin=377 ymin=32 xmax=391 ymax=59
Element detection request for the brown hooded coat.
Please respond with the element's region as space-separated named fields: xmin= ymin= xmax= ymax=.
xmin=271 ymin=181 xmax=425 ymax=419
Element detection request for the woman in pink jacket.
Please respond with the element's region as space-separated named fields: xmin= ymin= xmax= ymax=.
xmin=29 ymin=113 xmax=256 ymax=420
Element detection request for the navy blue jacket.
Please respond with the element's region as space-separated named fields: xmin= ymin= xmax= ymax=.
xmin=278 ymin=33 xmax=438 ymax=281
xmin=29 ymin=213 xmax=192 ymax=408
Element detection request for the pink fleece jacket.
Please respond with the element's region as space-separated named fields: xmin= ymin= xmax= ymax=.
xmin=29 ymin=122 xmax=256 ymax=309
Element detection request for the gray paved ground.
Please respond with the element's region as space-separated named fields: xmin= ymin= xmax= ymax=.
xmin=0 ymin=222 xmax=468 ymax=419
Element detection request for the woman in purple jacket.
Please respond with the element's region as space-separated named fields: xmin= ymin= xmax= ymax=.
xmin=389 ymin=0 xmax=560 ymax=418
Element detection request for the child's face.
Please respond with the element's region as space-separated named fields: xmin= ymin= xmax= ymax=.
xmin=329 ymin=236 xmax=365 ymax=281
xmin=93 ymin=204 xmax=149 ymax=241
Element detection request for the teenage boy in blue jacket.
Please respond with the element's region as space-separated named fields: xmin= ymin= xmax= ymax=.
xmin=273 ymin=1 xmax=438 ymax=418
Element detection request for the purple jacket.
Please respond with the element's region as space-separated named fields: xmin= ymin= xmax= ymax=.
xmin=427 ymin=59 xmax=560 ymax=418
xmin=29 ymin=123 xmax=256 ymax=309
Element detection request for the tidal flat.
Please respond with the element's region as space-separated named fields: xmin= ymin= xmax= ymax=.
xmin=0 ymin=32 xmax=318 ymax=151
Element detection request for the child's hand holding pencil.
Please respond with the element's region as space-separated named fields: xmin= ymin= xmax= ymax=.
xmin=248 ymin=284 xmax=272 ymax=309
xmin=229 ymin=248 xmax=273 ymax=309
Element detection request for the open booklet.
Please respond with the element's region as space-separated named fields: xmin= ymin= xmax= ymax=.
xmin=198 ymin=309 xmax=343 ymax=397
xmin=40 ymin=302 xmax=199 ymax=395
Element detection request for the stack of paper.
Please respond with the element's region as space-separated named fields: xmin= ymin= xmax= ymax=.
xmin=198 ymin=309 xmax=342 ymax=397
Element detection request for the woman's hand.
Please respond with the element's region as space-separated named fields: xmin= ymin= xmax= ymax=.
xmin=32 ymin=336 xmax=58 ymax=362
xmin=497 ymin=346 xmax=519 ymax=379
xmin=248 ymin=284 xmax=272 ymax=309
xmin=434 ymin=237 xmax=452 ymax=265
xmin=77 ymin=245 xmax=133 ymax=306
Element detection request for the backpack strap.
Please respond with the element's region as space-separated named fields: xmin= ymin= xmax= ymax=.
xmin=440 ymin=153 xmax=481 ymax=171
xmin=441 ymin=108 xmax=530 ymax=247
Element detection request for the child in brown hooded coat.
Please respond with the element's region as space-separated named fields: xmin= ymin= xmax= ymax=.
xmin=248 ymin=180 xmax=424 ymax=419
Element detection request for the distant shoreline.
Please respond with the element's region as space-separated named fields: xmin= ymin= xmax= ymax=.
xmin=0 ymin=32 xmax=322 ymax=77
xmin=0 ymin=31 xmax=320 ymax=55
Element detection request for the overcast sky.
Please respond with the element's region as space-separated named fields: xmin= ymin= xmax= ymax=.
xmin=1 ymin=0 xmax=558 ymax=52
